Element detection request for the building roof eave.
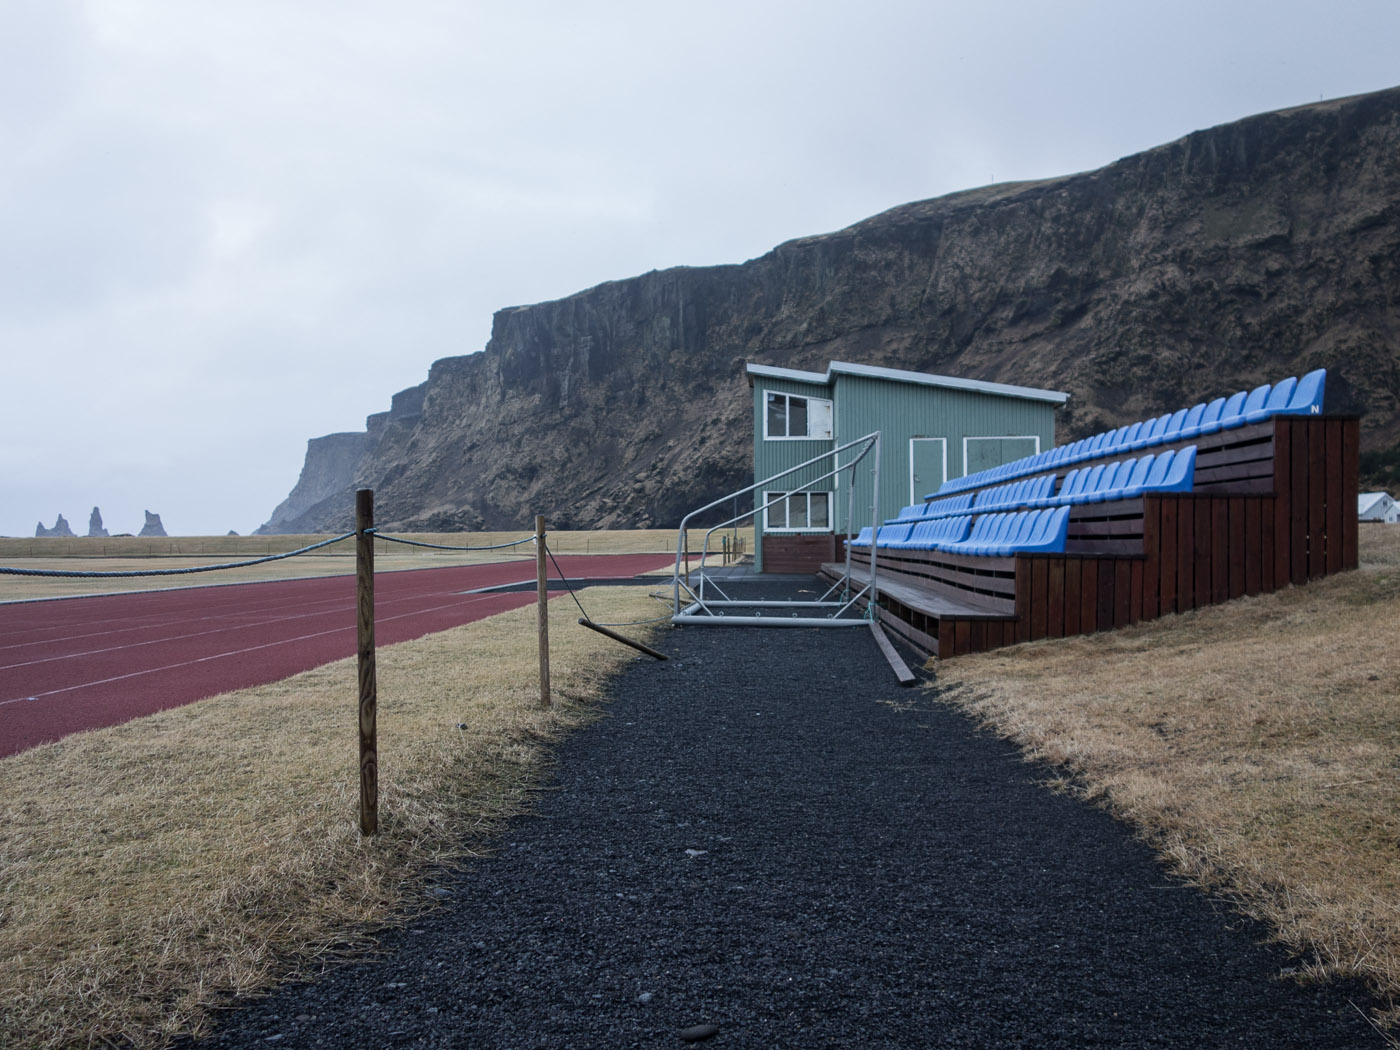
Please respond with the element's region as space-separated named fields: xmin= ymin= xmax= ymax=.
xmin=745 ymin=360 xmax=1070 ymax=404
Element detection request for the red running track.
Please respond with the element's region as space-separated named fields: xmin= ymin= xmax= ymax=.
xmin=0 ymin=554 xmax=671 ymax=758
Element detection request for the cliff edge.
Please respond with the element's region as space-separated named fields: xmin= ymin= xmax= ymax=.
xmin=260 ymin=87 xmax=1400 ymax=533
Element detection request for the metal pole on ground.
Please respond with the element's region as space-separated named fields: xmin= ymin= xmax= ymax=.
xmin=356 ymin=489 xmax=378 ymax=836
xmin=536 ymin=515 xmax=551 ymax=709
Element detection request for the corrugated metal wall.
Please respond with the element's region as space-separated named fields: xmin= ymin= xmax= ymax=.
xmin=832 ymin=375 xmax=1055 ymax=529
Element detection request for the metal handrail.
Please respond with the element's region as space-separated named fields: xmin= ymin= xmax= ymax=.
xmin=671 ymin=431 xmax=882 ymax=622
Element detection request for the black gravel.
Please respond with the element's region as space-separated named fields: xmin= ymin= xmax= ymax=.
xmin=188 ymin=585 xmax=1383 ymax=1049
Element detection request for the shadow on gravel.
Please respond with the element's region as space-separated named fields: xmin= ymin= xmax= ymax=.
xmin=188 ymin=579 xmax=1385 ymax=1049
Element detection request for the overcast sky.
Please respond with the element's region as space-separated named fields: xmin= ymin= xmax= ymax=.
xmin=3 ymin=0 xmax=1398 ymax=538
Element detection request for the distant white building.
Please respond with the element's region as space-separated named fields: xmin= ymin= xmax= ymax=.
xmin=1358 ymin=492 xmax=1400 ymax=523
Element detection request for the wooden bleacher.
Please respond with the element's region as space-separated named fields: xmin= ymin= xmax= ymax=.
xmin=822 ymin=413 xmax=1359 ymax=659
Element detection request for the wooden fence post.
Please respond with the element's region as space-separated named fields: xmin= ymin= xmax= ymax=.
xmin=356 ymin=489 xmax=378 ymax=836
xmin=536 ymin=515 xmax=551 ymax=708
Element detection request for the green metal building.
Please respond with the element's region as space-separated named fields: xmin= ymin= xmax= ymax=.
xmin=747 ymin=361 xmax=1069 ymax=572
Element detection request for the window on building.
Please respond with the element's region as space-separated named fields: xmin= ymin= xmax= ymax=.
xmin=963 ymin=435 xmax=1041 ymax=476
xmin=765 ymin=392 xmax=833 ymax=440
xmin=764 ymin=490 xmax=831 ymax=531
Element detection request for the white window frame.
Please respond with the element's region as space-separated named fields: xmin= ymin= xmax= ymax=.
xmin=962 ymin=434 xmax=1041 ymax=477
xmin=764 ymin=392 xmax=834 ymax=441
xmin=762 ymin=490 xmax=833 ymax=532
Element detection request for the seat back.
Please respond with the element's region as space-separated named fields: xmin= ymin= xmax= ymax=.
xmin=1188 ymin=397 xmax=1227 ymax=437
xmin=1249 ymin=376 xmax=1296 ymax=421
xmin=934 ymin=514 xmax=973 ymax=544
xmin=1216 ymin=389 xmax=1249 ymax=428
xmin=1156 ymin=445 xmax=1197 ymax=492
xmin=1282 ymin=368 xmax=1326 ymax=414
xmin=1225 ymin=383 xmax=1271 ymax=427
xmin=1114 ymin=453 xmax=1157 ymax=497
xmin=875 ymin=522 xmax=913 ymax=547
xmin=1160 ymin=408 xmax=1191 ymax=442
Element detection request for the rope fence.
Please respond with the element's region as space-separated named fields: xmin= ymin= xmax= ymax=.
xmin=0 ymin=532 xmax=358 ymax=578
xmin=370 ymin=533 xmax=535 ymax=553
xmin=5 ymin=493 xmax=673 ymax=837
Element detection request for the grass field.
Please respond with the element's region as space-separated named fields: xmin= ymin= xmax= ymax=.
xmin=1 ymin=526 xmax=1396 ymax=1045
xmin=935 ymin=524 xmax=1400 ymax=1030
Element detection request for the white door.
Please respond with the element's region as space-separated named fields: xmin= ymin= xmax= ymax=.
xmin=910 ymin=438 xmax=947 ymax=502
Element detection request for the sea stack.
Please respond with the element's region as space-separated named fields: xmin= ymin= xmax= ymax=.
xmin=35 ymin=514 xmax=76 ymax=538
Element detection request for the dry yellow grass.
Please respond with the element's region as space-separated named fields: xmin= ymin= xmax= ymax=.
xmin=935 ymin=526 xmax=1400 ymax=1026
xmin=0 ymin=585 xmax=668 ymax=1049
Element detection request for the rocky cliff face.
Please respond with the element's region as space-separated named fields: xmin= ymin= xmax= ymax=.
xmin=260 ymin=87 xmax=1400 ymax=534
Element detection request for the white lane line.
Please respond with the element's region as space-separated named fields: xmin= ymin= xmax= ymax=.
xmin=0 ymin=591 xmax=356 ymax=652
xmin=0 ymin=570 xmax=485 ymax=650
xmin=0 ymin=604 xmax=355 ymax=672
xmin=0 ymin=581 xmax=490 ymax=668
xmin=0 ymin=591 xmax=523 ymax=706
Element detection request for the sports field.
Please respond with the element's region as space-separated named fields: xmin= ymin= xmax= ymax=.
xmin=0 ymin=553 xmax=671 ymax=757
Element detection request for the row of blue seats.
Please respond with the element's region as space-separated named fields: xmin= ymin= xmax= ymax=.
xmin=890 ymin=476 xmax=1054 ymax=523
xmin=848 ymin=447 xmax=1198 ymax=559
xmin=931 ymin=369 xmax=1326 ymax=498
xmin=850 ymin=506 xmax=1072 ymax=556
xmin=1028 ymin=447 xmax=1196 ymax=506
xmin=888 ymin=447 xmax=1197 ymax=526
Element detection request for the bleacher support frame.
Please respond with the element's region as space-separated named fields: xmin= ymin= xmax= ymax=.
xmin=672 ymin=432 xmax=883 ymax=628
xmin=824 ymin=415 xmax=1359 ymax=659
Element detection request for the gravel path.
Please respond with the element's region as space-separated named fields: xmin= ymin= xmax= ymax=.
xmin=190 ymin=592 xmax=1382 ymax=1048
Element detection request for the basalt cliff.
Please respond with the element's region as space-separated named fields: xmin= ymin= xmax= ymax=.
xmin=260 ymin=87 xmax=1400 ymax=534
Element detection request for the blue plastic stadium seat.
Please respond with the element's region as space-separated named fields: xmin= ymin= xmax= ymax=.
xmin=1084 ymin=459 xmax=1133 ymax=503
xmin=886 ymin=520 xmax=935 ymax=549
xmin=847 ymin=526 xmax=874 ymax=548
xmin=922 ymin=491 xmax=977 ymax=516
xmin=1213 ymin=389 xmax=1250 ymax=430
xmin=1104 ymin=424 xmax=1133 ymax=453
xmin=1189 ymin=397 xmax=1234 ymax=439
xmin=1045 ymin=467 xmax=1084 ymax=506
xmin=975 ymin=512 xmax=1026 ymax=555
xmin=1028 ymin=469 xmax=1072 ymax=507
xmin=1097 ymin=454 xmax=1156 ymax=502
xmin=1246 ymin=376 xmax=1296 ymax=422
xmin=935 ymin=513 xmax=1001 ymax=554
xmin=1147 ymin=446 xmax=1197 ymax=493
xmin=874 ymin=523 xmax=914 ymax=548
xmin=1175 ymin=403 xmax=1207 ymax=438
xmin=1279 ymin=368 xmax=1326 ymax=415
xmin=1131 ymin=414 xmax=1172 ymax=450
xmin=1018 ymin=506 xmax=1071 ymax=554
xmin=1222 ymin=384 xmax=1271 ymax=428
xmin=1072 ymin=464 xmax=1107 ymax=502
xmin=936 ymin=507 xmax=1070 ymax=556
xmin=904 ymin=514 xmax=972 ymax=549
xmin=1159 ymin=408 xmax=1191 ymax=443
